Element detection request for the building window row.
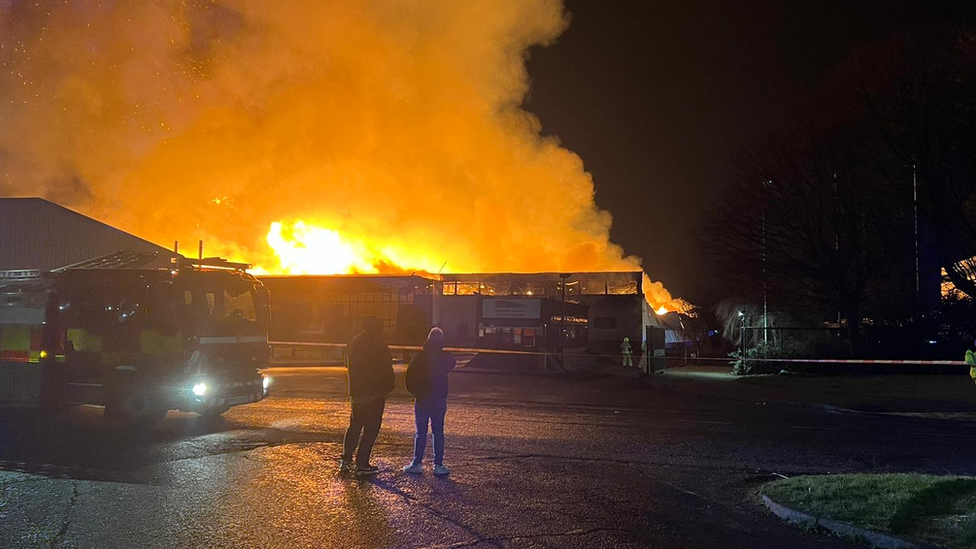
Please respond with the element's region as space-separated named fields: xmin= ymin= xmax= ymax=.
xmin=439 ymin=279 xmax=637 ymax=297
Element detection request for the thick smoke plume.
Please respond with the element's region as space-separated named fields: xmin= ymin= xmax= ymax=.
xmin=0 ymin=0 xmax=685 ymax=311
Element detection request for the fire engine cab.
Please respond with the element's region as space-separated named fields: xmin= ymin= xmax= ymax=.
xmin=0 ymin=259 xmax=271 ymax=426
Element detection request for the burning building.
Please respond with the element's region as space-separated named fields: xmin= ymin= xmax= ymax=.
xmin=261 ymin=271 xmax=659 ymax=355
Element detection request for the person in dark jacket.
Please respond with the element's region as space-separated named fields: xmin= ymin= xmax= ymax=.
xmin=341 ymin=316 xmax=394 ymax=477
xmin=403 ymin=327 xmax=456 ymax=476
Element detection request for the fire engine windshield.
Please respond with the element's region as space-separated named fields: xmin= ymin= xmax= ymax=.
xmin=178 ymin=275 xmax=265 ymax=338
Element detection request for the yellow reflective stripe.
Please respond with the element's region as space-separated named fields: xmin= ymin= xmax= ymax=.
xmin=0 ymin=324 xmax=31 ymax=351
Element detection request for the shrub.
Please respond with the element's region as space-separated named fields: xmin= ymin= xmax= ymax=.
xmin=729 ymin=341 xmax=806 ymax=375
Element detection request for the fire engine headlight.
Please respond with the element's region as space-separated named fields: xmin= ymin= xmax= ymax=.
xmin=191 ymin=382 xmax=208 ymax=397
xmin=262 ymin=376 xmax=271 ymax=392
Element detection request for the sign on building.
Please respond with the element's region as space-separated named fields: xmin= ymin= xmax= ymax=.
xmin=482 ymin=298 xmax=541 ymax=319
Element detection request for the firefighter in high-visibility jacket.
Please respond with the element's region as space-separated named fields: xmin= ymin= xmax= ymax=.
xmin=966 ymin=341 xmax=976 ymax=382
xmin=967 ymin=339 xmax=976 ymax=386
xmin=620 ymin=337 xmax=633 ymax=367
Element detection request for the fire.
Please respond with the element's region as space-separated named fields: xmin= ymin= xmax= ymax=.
xmin=264 ymin=221 xmax=374 ymax=275
xmin=655 ymin=306 xmax=669 ymax=315
xmin=258 ymin=220 xmax=439 ymax=276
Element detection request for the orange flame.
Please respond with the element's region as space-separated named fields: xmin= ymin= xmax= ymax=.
xmin=256 ymin=220 xmax=441 ymax=276
xmin=263 ymin=221 xmax=376 ymax=275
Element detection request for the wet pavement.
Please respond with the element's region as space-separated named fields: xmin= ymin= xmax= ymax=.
xmin=2 ymin=366 xmax=976 ymax=548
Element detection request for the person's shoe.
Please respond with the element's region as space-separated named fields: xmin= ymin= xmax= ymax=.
xmin=432 ymin=463 xmax=450 ymax=476
xmin=339 ymin=459 xmax=355 ymax=474
xmin=354 ymin=464 xmax=380 ymax=477
xmin=402 ymin=462 xmax=423 ymax=474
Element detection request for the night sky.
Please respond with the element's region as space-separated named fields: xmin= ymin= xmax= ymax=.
xmin=526 ymin=0 xmax=976 ymax=304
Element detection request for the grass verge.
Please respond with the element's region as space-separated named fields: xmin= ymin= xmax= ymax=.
xmin=762 ymin=474 xmax=976 ymax=548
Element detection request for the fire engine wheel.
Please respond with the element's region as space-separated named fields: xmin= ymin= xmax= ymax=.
xmin=106 ymin=385 xmax=168 ymax=428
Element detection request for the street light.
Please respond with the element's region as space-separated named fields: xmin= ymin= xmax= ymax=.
xmin=738 ymin=310 xmax=746 ymax=366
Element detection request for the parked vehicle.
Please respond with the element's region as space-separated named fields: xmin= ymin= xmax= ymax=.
xmin=0 ymin=260 xmax=271 ymax=426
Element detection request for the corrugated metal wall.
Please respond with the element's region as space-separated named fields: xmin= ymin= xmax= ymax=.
xmin=0 ymin=198 xmax=180 ymax=271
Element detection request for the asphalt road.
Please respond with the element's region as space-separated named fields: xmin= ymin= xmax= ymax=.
xmin=2 ymin=365 xmax=975 ymax=548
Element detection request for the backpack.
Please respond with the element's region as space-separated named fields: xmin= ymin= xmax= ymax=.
xmin=405 ymin=350 xmax=432 ymax=396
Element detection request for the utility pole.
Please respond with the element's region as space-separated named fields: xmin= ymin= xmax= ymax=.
xmin=833 ymin=171 xmax=841 ymax=325
xmin=761 ymin=180 xmax=772 ymax=348
xmin=762 ymin=211 xmax=768 ymax=347
xmin=913 ymin=163 xmax=920 ymax=309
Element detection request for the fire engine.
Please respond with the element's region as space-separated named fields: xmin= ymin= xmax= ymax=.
xmin=0 ymin=258 xmax=271 ymax=426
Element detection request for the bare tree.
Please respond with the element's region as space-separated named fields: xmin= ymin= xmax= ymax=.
xmin=703 ymin=123 xmax=911 ymax=356
xmin=704 ymin=27 xmax=976 ymax=356
xmin=838 ymin=29 xmax=976 ymax=303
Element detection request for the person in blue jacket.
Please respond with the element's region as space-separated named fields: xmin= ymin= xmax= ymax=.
xmin=403 ymin=327 xmax=456 ymax=476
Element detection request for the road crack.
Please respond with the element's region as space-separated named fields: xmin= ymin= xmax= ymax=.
xmin=49 ymin=481 xmax=79 ymax=549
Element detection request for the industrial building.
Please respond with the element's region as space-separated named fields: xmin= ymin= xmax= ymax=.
xmin=0 ymin=198 xmax=179 ymax=271
xmin=261 ymin=271 xmax=661 ymax=357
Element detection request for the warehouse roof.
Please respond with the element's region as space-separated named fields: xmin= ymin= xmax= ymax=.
xmin=0 ymin=197 xmax=180 ymax=271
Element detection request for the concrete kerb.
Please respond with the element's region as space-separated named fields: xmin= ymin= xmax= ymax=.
xmin=761 ymin=494 xmax=945 ymax=549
